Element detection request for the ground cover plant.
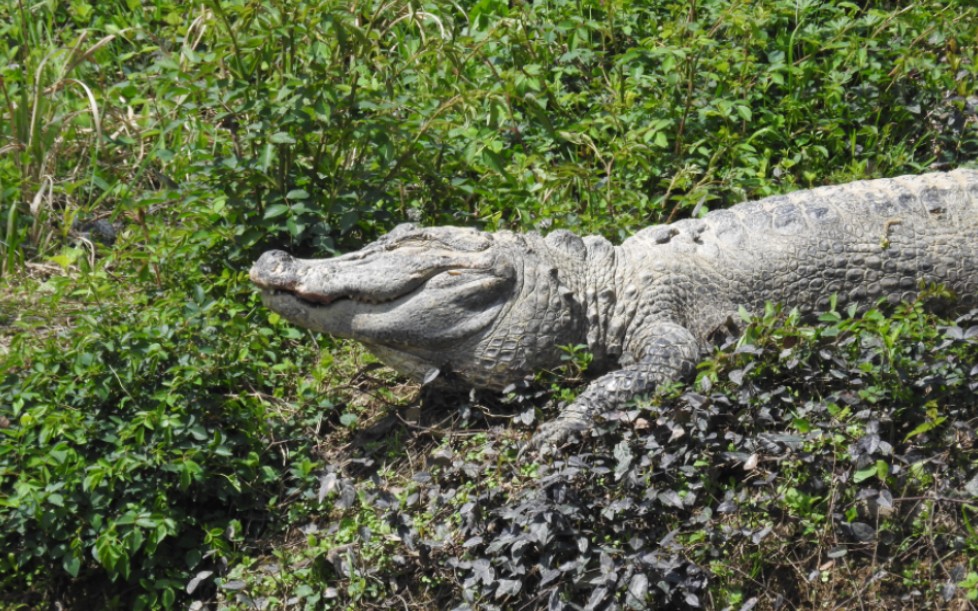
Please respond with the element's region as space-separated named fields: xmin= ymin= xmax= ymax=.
xmin=1 ymin=0 xmax=977 ymax=608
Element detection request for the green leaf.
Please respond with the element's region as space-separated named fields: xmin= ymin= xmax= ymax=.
xmin=855 ymin=460 xmax=889 ymax=483
xmin=263 ymin=204 xmax=290 ymax=220
xmin=737 ymin=305 xmax=751 ymax=323
xmin=268 ymin=132 xmax=296 ymax=144
xmin=127 ymin=528 xmax=145 ymax=554
xmin=94 ymin=535 xmax=123 ymax=574
xmin=63 ymin=554 xmax=81 ymax=577
xmin=853 ymin=466 xmax=877 ymax=483
xmin=904 ymin=416 xmax=945 ymax=442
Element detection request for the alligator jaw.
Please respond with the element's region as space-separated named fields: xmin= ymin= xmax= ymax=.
xmin=256 ymin=267 xmax=468 ymax=309
xmin=249 ymin=248 xmax=471 ymax=309
xmin=287 ymin=289 xmax=336 ymax=306
xmin=263 ymin=287 xmax=410 ymax=308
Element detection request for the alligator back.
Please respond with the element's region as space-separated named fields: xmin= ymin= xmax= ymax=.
xmin=625 ymin=170 xmax=978 ymax=336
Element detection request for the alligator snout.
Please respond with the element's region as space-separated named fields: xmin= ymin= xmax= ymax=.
xmin=250 ymin=249 xmax=300 ymax=289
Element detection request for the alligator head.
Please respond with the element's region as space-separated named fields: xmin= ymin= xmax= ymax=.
xmin=251 ymin=224 xmax=589 ymax=389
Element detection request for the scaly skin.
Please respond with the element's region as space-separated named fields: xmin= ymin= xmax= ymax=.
xmin=251 ymin=169 xmax=978 ymax=447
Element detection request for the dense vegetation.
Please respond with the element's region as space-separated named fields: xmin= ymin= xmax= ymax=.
xmin=1 ymin=0 xmax=977 ymax=608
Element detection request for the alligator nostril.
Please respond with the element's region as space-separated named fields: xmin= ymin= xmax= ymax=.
xmin=251 ymin=250 xmax=298 ymax=286
xmin=261 ymin=250 xmax=293 ymax=266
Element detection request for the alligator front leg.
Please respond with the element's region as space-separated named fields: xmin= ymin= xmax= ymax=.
xmin=533 ymin=323 xmax=700 ymax=447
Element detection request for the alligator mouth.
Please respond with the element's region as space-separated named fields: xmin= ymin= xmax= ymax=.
xmin=263 ymin=266 xmax=485 ymax=309
xmin=264 ymin=278 xmax=431 ymax=308
xmin=265 ymin=288 xmax=389 ymax=308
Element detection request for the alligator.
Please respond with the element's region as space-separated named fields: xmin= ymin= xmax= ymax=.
xmin=250 ymin=169 xmax=978 ymax=446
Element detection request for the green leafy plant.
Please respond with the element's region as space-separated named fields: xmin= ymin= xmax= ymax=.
xmin=0 ymin=1 xmax=123 ymax=277
xmin=1 ymin=0 xmax=977 ymax=608
xmin=0 ymin=215 xmax=329 ymax=607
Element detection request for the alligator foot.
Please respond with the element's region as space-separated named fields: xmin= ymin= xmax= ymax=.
xmin=530 ymin=415 xmax=589 ymax=451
